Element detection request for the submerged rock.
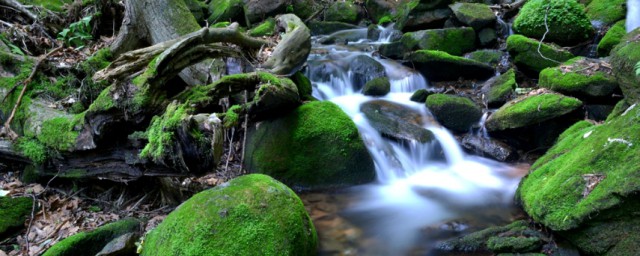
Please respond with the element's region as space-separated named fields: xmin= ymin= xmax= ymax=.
xmin=141 ymin=174 xmax=317 ymax=256
xmin=426 ymin=94 xmax=482 ymax=133
xmin=436 ymin=220 xmax=546 ymax=254
xmin=245 ymin=101 xmax=375 ymax=190
xmin=449 ymin=3 xmax=496 ymax=31
xmin=43 ymin=218 xmax=142 ymax=256
xmin=360 ymin=100 xmax=435 ymax=143
xmin=513 ymin=0 xmax=594 ymax=46
xmin=506 ymin=35 xmax=575 ymax=75
xmin=539 ymin=57 xmax=619 ymax=101
xmin=405 ymin=50 xmax=494 ymax=81
xmin=400 ymin=27 xmax=476 ymax=56
xmin=0 ymin=197 xmax=33 ymax=239
xmin=517 ymin=101 xmax=640 ymax=255
xmin=610 ymin=28 xmax=640 ymax=103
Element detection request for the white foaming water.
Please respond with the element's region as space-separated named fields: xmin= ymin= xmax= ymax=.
xmin=628 ymin=0 xmax=640 ymax=33
xmin=307 ymin=27 xmax=522 ymax=254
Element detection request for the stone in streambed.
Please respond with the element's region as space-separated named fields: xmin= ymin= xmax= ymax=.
xmin=436 ymin=220 xmax=546 ymax=254
xmin=539 ymin=57 xmax=619 ymax=101
xmin=461 ymin=135 xmax=517 ymax=162
xmin=449 ymin=3 xmax=496 ymax=31
xmin=610 ymin=28 xmax=640 ymax=103
xmin=400 ymin=27 xmax=476 ymax=56
xmin=513 ymin=0 xmax=594 ymax=46
xmin=482 ymin=69 xmax=517 ymax=108
xmin=426 ymin=94 xmax=483 ymax=133
xmin=506 ymin=35 xmax=574 ymax=75
xmin=360 ymin=100 xmax=435 ymax=143
xmin=349 ymin=55 xmax=386 ymax=91
xmin=405 ymin=50 xmax=494 ymax=82
xmin=362 ymin=77 xmax=391 ymax=96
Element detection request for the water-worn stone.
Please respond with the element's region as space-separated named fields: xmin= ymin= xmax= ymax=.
xmin=0 ymin=197 xmax=33 ymax=239
xmin=96 ymin=233 xmax=139 ymax=256
xmin=506 ymin=35 xmax=575 ymax=75
xmin=410 ymin=89 xmax=438 ymax=103
xmin=307 ymin=21 xmax=359 ymax=36
xmin=477 ymin=28 xmax=497 ymax=47
xmin=426 ymin=94 xmax=482 ymax=133
xmin=465 ymin=49 xmax=504 ymax=67
xmin=513 ymin=0 xmax=594 ymax=46
xmin=449 ymin=3 xmax=496 ymax=31
xmin=482 ymin=69 xmax=517 ymax=108
xmin=400 ymin=27 xmax=476 ymax=56
xmin=362 ymin=77 xmax=391 ymax=96
xmin=245 ymin=101 xmax=375 ymax=190
xmin=406 ymin=50 xmax=494 ymax=81
xmin=350 ymin=55 xmax=386 ymax=91
xmin=365 ymin=0 xmax=404 ymax=24
xmin=141 ymin=174 xmax=318 ymax=256
xmin=610 ymin=28 xmax=640 ymax=103
xmin=402 ymin=8 xmax=452 ymax=31
xmin=360 ymin=100 xmax=435 ymax=143
xmin=436 ymin=220 xmax=545 ymax=254
xmin=539 ymin=57 xmax=619 ymax=101
xmin=43 ymin=219 xmax=141 ymax=256
xmin=486 ymin=93 xmax=583 ymax=131
xmin=461 ymin=135 xmax=517 ymax=162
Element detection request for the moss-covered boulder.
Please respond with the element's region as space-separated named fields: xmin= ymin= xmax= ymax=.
xmin=245 ymin=101 xmax=375 ymax=190
xmin=324 ymin=0 xmax=360 ymax=24
xmin=449 ymin=3 xmax=496 ymax=30
xmin=426 ymin=94 xmax=482 ymax=133
xmin=610 ymin=28 xmax=640 ymax=103
xmin=141 ymin=174 xmax=317 ymax=256
xmin=0 ymin=197 xmax=33 ymax=239
xmin=244 ymin=0 xmax=289 ymax=25
xmin=290 ymin=71 xmax=314 ymax=101
xmin=291 ymin=0 xmax=319 ymax=20
xmin=506 ymin=35 xmax=575 ymax=75
xmin=362 ymin=77 xmax=391 ymax=96
xmin=597 ymin=20 xmax=625 ymax=57
xmin=207 ymin=0 xmax=245 ymax=25
xmin=465 ymin=49 xmax=504 ymax=68
xmin=43 ymin=218 xmax=141 ymax=256
xmin=365 ymin=0 xmax=405 ymax=24
xmin=517 ymin=102 xmax=640 ymax=255
xmin=539 ymin=57 xmax=619 ymax=101
xmin=482 ymin=69 xmax=516 ymax=108
xmin=400 ymin=27 xmax=476 ymax=56
xmin=513 ymin=0 xmax=594 ymax=46
xmin=486 ymin=93 xmax=583 ymax=131
xmin=410 ymin=89 xmax=437 ymax=103
xmin=350 ymin=55 xmax=386 ymax=91
xmin=248 ymin=18 xmax=276 ymax=37
xmin=436 ymin=221 xmax=546 ymax=254
xmin=585 ymin=0 xmax=626 ymax=24
xmin=406 ymin=50 xmax=494 ymax=81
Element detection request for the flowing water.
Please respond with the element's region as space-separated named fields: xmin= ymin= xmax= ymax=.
xmin=627 ymin=0 xmax=640 ymax=33
xmin=304 ymin=27 xmax=524 ymax=255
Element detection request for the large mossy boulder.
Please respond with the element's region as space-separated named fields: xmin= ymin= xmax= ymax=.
xmin=506 ymin=35 xmax=575 ymax=75
xmin=585 ymin=0 xmax=626 ymax=24
xmin=0 ymin=197 xmax=33 ymax=239
xmin=539 ymin=57 xmax=619 ymax=101
xmin=597 ymin=20 xmax=625 ymax=57
xmin=400 ymin=27 xmax=476 ymax=56
xmin=244 ymin=0 xmax=289 ymax=25
xmin=43 ymin=218 xmax=141 ymax=256
xmin=482 ymin=69 xmax=517 ymax=108
xmin=486 ymin=93 xmax=583 ymax=131
xmin=360 ymin=100 xmax=435 ymax=143
xmin=324 ymin=1 xmax=360 ymax=24
xmin=610 ymin=28 xmax=640 ymax=103
xmin=465 ymin=49 xmax=504 ymax=68
xmin=405 ymin=50 xmax=494 ymax=81
xmin=141 ymin=174 xmax=317 ymax=256
xmin=448 ymin=3 xmax=496 ymax=31
xmin=513 ymin=0 xmax=594 ymax=46
xmin=426 ymin=94 xmax=482 ymax=133
xmin=244 ymin=101 xmax=375 ymax=190
xmin=517 ymin=101 xmax=640 ymax=255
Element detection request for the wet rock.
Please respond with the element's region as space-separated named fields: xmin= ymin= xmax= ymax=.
xmin=506 ymin=35 xmax=574 ymax=76
xmin=245 ymin=101 xmax=375 ymax=190
xmin=436 ymin=220 xmax=546 ymax=254
xmin=482 ymin=69 xmax=516 ymax=108
xmin=96 ymin=233 xmax=139 ymax=256
xmin=485 ymin=93 xmax=583 ymax=131
xmin=478 ymin=28 xmax=497 ymax=47
xmin=585 ymin=104 xmax=615 ymax=121
xmin=0 ymin=197 xmax=33 ymax=239
xmin=324 ymin=1 xmax=361 ymax=24
xmin=402 ymin=8 xmax=452 ymax=31
xmin=461 ymin=135 xmax=517 ymax=162
xmin=318 ymin=28 xmax=368 ymax=45
xmin=350 ymin=55 xmax=386 ymax=91
xmin=43 ymin=219 xmax=142 ymax=256
xmin=378 ymin=41 xmax=407 ymax=59
xmin=291 ymin=0 xmax=319 ymax=20
xmin=465 ymin=49 xmax=504 ymax=67
xmin=400 ymin=27 xmax=476 ymax=56
xmin=426 ymin=94 xmax=482 ymax=133
xmin=597 ymin=20 xmax=625 ymax=57
xmin=449 ymin=3 xmax=496 ymax=31
xmin=513 ymin=0 xmax=593 ymax=46
xmin=362 ymin=77 xmax=391 ymax=96
xmin=410 ymin=89 xmax=438 ymax=103
xmin=406 ymin=50 xmax=494 ymax=81
xmin=610 ymin=28 xmax=640 ymax=103
xmin=360 ymin=100 xmax=435 ymax=143
xmin=244 ymin=0 xmax=289 ymax=25
xmin=307 ymin=21 xmax=359 ymax=36
xmin=365 ymin=0 xmax=404 ymax=24
xmin=539 ymin=57 xmax=619 ymax=102
xmin=207 ymin=0 xmax=245 ymax=25
xmin=141 ymin=174 xmax=317 ymax=256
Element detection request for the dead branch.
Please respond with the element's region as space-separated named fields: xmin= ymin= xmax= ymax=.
xmin=0 ymin=0 xmax=38 ymax=21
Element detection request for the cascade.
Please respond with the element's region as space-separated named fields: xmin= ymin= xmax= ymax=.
xmin=628 ymin=0 xmax=640 ymax=33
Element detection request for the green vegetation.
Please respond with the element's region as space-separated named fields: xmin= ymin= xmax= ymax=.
xmin=486 ymin=93 xmax=583 ymax=131
xmin=207 ymin=0 xmax=244 ymax=24
xmin=245 ymin=101 xmax=374 ymax=190
xmin=324 ymin=1 xmax=359 ymax=24
xmin=224 ymin=105 xmax=242 ymax=128
xmin=448 ymin=2 xmax=496 ymax=30
xmin=37 ymin=117 xmax=80 ymax=152
xmin=141 ymin=174 xmax=317 ymax=256
xmin=585 ymin=0 xmax=626 ymax=24
xmin=610 ymin=29 xmax=640 ymax=103
xmin=58 ymin=15 xmax=93 ymax=48
xmin=486 ymin=69 xmax=517 ymax=107
xmin=539 ymin=57 xmax=619 ymax=98
xmin=513 ymin=0 xmax=594 ymax=45
xmin=139 ymin=102 xmax=190 ymax=162
xmin=248 ymin=18 xmax=276 ymax=37
xmin=597 ymin=20 xmax=626 ymax=57
xmin=466 ymin=49 xmax=503 ymax=66
xmin=43 ymin=219 xmax=141 ymax=256
xmin=506 ymin=34 xmax=575 ymax=74
xmin=18 ymin=0 xmax=74 ymax=12
xmin=0 ymin=197 xmax=33 ymax=239
xmin=290 ymin=72 xmax=313 ymax=101
xmin=401 ymin=27 xmax=476 ymax=56
xmin=14 ymin=138 xmax=48 ymax=164
xmin=426 ymin=94 xmax=482 ymax=132
xmin=439 ymin=220 xmax=545 ymax=254
xmin=362 ymin=77 xmax=390 ymax=96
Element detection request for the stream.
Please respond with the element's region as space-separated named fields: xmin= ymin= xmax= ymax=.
xmin=301 ymin=26 xmax=525 ymax=255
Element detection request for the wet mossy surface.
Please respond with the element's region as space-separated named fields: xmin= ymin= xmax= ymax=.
xmin=585 ymin=0 xmax=626 ymax=24
xmin=513 ymin=0 xmax=594 ymax=46
xmin=610 ymin=28 xmax=640 ymax=103
xmin=249 ymin=18 xmax=276 ymax=37
xmin=43 ymin=218 xmax=141 ymax=256
xmin=401 ymin=27 xmax=476 ymax=56
xmin=0 ymin=197 xmax=33 ymax=239
xmin=466 ymin=49 xmax=504 ymax=67
xmin=245 ymin=101 xmax=375 ymax=191
xmin=406 ymin=50 xmax=494 ymax=81
xmin=139 ymin=102 xmax=190 ymax=163
xmin=485 ymin=69 xmax=516 ymax=108
xmin=486 ymin=93 xmax=583 ymax=131
xmin=539 ymin=57 xmax=619 ymax=99
xmin=141 ymin=174 xmax=318 ymax=256
xmin=448 ymin=2 xmax=496 ymax=30
xmin=597 ymin=20 xmax=626 ymax=57
xmin=362 ymin=77 xmax=390 ymax=96
xmin=506 ymin=35 xmax=575 ymax=75
xmin=324 ymin=1 xmax=360 ymax=24
xmin=426 ymin=93 xmax=482 ymax=133
xmin=437 ymin=220 xmax=546 ymax=254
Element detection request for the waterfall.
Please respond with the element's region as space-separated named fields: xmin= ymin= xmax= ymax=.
xmin=628 ymin=0 xmax=640 ymax=33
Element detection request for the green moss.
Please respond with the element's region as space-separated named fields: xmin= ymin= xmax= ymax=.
xmin=486 ymin=69 xmax=517 ymax=107
xmin=597 ymin=20 xmax=626 ymax=57
xmin=245 ymin=101 xmax=374 ymax=190
xmin=37 ymin=117 xmax=79 ymax=152
xmin=487 ymin=236 xmax=542 ymax=253
xmin=585 ymin=0 xmax=626 ymax=24
xmin=141 ymin=174 xmax=317 ymax=256
xmin=378 ymin=15 xmax=392 ymax=25
xmin=0 ymin=197 xmax=33 ymax=239
xmin=401 ymin=27 xmax=476 ymax=56
xmin=610 ymin=28 xmax=640 ymax=103
xmin=139 ymin=102 xmax=190 ymax=162
xmin=207 ymin=0 xmax=245 ymax=24
xmin=486 ymin=93 xmax=583 ymax=131
xmin=290 ymin=71 xmax=313 ymax=101
xmin=448 ymin=2 xmax=496 ymax=30
xmin=362 ymin=77 xmax=391 ymax=96
xmin=43 ymin=218 xmax=141 ymax=256
xmin=80 ymin=48 xmax=111 ymax=74
xmin=248 ymin=18 xmax=276 ymax=37
xmin=18 ymin=0 xmax=74 ymax=12
xmin=513 ymin=0 xmax=594 ymax=45
xmin=224 ymin=105 xmax=242 ymax=128
xmin=426 ymin=94 xmax=482 ymax=132
xmin=324 ymin=1 xmax=359 ymax=24
xmin=539 ymin=57 xmax=618 ymax=98
xmin=87 ymin=86 xmax=116 ymax=112
xmin=466 ymin=49 xmax=504 ymax=66
xmin=410 ymin=50 xmax=482 ymax=65
xmin=506 ymin=34 xmax=575 ymax=74
xmin=14 ymin=138 xmax=47 ymax=164
xmin=438 ymin=220 xmax=539 ymax=252
xmin=517 ymin=103 xmax=640 ymax=231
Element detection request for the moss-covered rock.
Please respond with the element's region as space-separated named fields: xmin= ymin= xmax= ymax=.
xmin=585 ymin=0 xmax=626 ymax=24
xmin=291 ymin=0 xmax=318 ymax=20
xmin=365 ymin=0 xmax=405 ymax=24
xmin=207 ymin=0 xmax=245 ymax=25
xmin=43 ymin=218 xmax=141 ymax=256
xmin=539 ymin=57 xmax=619 ymax=100
xmin=410 ymin=89 xmax=436 ymax=103
xmin=362 ymin=77 xmax=391 ymax=96
xmin=290 ymin=71 xmax=314 ymax=101
xmin=483 ymin=69 xmax=516 ymax=108
xmin=248 ymin=18 xmax=276 ymax=37
xmin=486 ymin=93 xmax=583 ymax=131
xmin=597 ymin=20 xmax=625 ymax=57
xmin=465 ymin=49 xmax=504 ymax=67
xmin=406 ymin=50 xmax=494 ymax=81
xmin=0 ymin=197 xmax=33 ymax=239
xmin=244 ymin=0 xmax=289 ymax=25
xmin=513 ymin=0 xmax=594 ymax=46
xmin=141 ymin=174 xmax=317 ymax=256
xmin=426 ymin=94 xmax=482 ymax=133
xmin=449 ymin=3 xmax=496 ymax=30
xmin=610 ymin=28 xmax=640 ymax=103
xmin=517 ymin=103 xmax=640 ymax=254
xmin=400 ymin=27 xmax=476 ymax=56
xmin=360 ymin=100 xmax=435 ymax=143
xmin=436 ymin=220 xmax=545 ymax=254
xmin=506 ymin=34 xmax=575 ymax=75
xmin=324 ymin=0 xmax=360 ymax=24
xmin=245 ymin=101 xmax=375 ymax=190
